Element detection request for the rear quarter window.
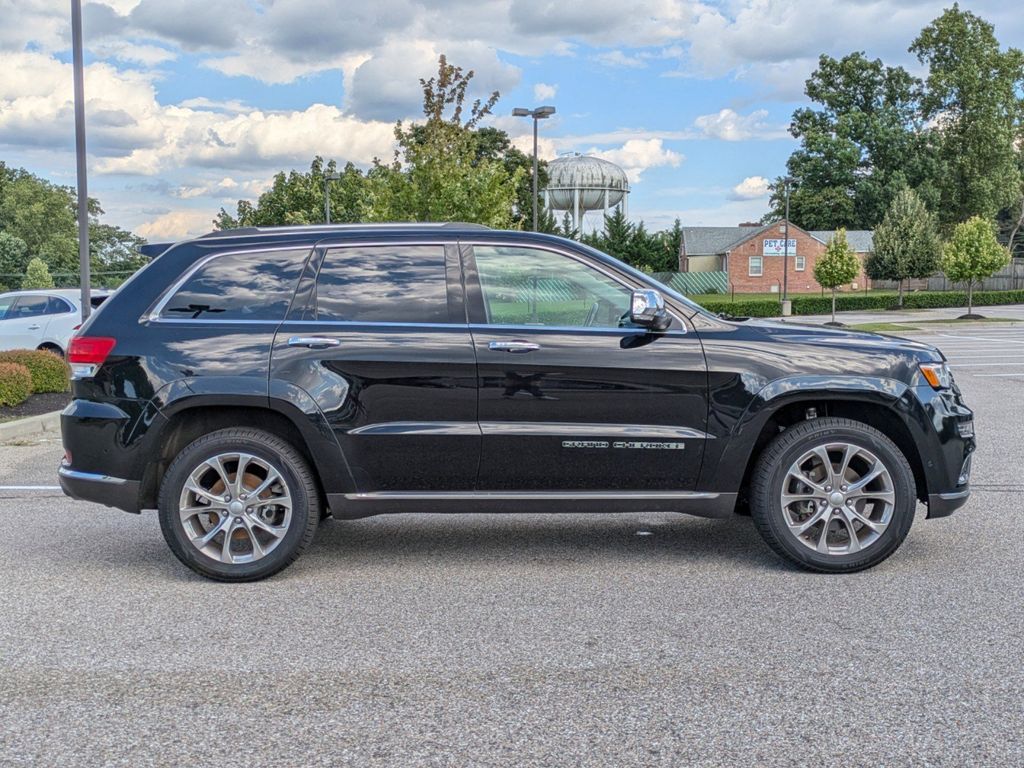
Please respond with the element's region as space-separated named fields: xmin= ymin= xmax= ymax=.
xmin=160 ymin=249 xmax=309 ymax=321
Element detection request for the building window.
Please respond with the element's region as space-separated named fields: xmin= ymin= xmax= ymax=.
xmin=749 ymin=256 xmax=763 ymax=277
xmin=795 ymin=255 xmax=806 ymax=272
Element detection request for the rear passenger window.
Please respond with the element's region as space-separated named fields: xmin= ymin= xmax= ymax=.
xmin=47 ymin=296 xmax=73 ymax=315
xmin=161 ymin=249 xmax=308 ymax=321
xmin=316 ymin=245 xmax=449 ymax=323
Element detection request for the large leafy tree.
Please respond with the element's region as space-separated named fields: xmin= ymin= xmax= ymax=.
xmin=217 ymin=157 xmax=367 ymax=228
xmin=813 ymin=229 xmax=862 ymax=324
xmin=0 ymin=162 xmax=144 ymax=287
xmin=865 ymin=186 xmax=942 ymax=305
xmin=766 ymin=52 xmax=935 ymax=230
xmin=365 ymin=56 xmax=521 ymax=227
xmin=941 ymin=216 xmax=1010 ymax=316
xmin=911 ymin=6 xmax=1024 ymax=231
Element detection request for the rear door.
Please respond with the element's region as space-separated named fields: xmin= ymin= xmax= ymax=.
xmin=2 ymin=294 xmax=52 ymax=349
xmin=464 ymin=242 xmax=709 ymax=492
xmin=270 ymin=239 xmax=479 ymax=493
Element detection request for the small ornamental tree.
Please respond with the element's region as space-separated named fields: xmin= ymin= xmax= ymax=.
xmin=941 ymin=217 xmax=1010 ymax=317
xmin=867 ymin=186 xmax=942 ymax=306
xmin=814 ymin=228 xmax=862 ymax=325
xmin=22 ymin=257 xmax=54 ymax=289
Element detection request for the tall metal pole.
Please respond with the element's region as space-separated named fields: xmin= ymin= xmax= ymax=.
xmin=71 ymin=0 xmax=91 ymax=321
xmin=531 ymin=116 xmax=539 ymax=232
xmin=782 ymin=180 xmax=790 ymax=303
xmin=324 ymin=178 xmax=331 ymax=224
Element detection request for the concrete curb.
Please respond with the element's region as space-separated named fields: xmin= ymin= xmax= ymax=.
xmin=0 ymin=411 xmax=61 ymax=442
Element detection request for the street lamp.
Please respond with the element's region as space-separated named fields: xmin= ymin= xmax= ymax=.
xmin=781 ymin=175 xmax=798 ymax=305
xmin=512 ymin=105 xmax=556 ymax=231
xmin=324 ymin=170 xmax=340 ymax=223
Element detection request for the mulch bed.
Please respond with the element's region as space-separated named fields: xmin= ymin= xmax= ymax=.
xmin=0 ymin=391 xmax=70 ymax=422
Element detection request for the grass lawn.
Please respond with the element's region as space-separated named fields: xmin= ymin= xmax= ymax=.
xmin=849 ymin=317 xmax=1021 ymax=333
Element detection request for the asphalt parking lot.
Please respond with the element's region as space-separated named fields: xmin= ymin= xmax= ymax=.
xmin=1 ymin=326 xmax=1022 ymax=767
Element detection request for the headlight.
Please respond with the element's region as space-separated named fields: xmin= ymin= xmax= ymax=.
xmin=920 ymin=362 xmax=952 ymax=390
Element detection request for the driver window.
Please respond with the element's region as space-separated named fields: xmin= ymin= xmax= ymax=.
xmin=473 ymin=246 xmax=631 ymax=328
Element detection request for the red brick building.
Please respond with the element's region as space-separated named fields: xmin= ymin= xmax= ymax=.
xmin=680 ymin=221 xmax=873 ymax=293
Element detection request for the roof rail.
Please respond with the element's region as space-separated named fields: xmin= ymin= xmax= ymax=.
xmin=197 ymin=222 xmax=492 ymax=239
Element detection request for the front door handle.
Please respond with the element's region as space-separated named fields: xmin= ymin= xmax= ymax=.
xmin=488 ymin=340 xmax=540 ymax=353
xmin=27 ymin=324 xmax=41 ymax=330
xmin=287 ymin=336 xmax=340 ymax=349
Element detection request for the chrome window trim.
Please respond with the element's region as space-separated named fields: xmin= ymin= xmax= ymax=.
xmin=463 ymin=239 xmax=687 ymax=332
xmin=143 ymin=244 xmax=318 ymax=324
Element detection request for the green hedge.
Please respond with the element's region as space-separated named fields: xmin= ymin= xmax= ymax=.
xmin=0 ymin=362 xmax=32 ymax=407
xmin=697 ymin=289 xmax=1024 ymax=318
xmin=0 ymin=349 xmax=70 ymax=393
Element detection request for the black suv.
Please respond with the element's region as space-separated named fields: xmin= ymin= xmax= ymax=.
xmin=59 ymin=224 xmax=975 ymax=581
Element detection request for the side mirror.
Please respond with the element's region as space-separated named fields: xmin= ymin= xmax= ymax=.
xmin=630 ymin=289 xmax=672 ymax=332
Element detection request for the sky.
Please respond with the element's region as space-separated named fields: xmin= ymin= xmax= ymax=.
xmin=0 ymin=0 xmax=1021 ymax=241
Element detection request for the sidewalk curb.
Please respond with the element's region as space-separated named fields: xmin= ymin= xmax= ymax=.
xmin=0 ymin=411 xmax=61 ymax=442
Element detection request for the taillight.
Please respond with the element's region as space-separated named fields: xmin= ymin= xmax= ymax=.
xmin=68 ymin=336 xmax=116 ymax=364
xmin=68 ymin=336 xmax=116 ymax=379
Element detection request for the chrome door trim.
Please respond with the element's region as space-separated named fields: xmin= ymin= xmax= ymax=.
xmin=487 ymin=340 xmax=541 ymax=353
xmin=344 ymin=490 xmax=720 ymax=501
xmin=287 ymin=336 xmax=341 ymax=348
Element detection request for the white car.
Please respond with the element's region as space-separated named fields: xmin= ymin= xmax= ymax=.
xmin=0 ymin=289 xmax=108 ymax=356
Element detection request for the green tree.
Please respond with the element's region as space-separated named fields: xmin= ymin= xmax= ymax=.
xmin=766 ymin=52 xmax=935 ymax=229
xmin=365 ymin=56 xmax=521 ymax=227
xmin=865 ymin=186 xmax=942 ymax=305
xmin=911 ymin=6 xmax=1024 ymax=230
xmin=22 ymin=257 xmax=54 ymax=289
xmin=217 ymin=157 xmax=368 ymax=228
xmin=941 ymin=216 xmax=1010 ymax=316
xmin=0 ymin=232 xmax=29 ymax=290
xmin=814 ymin=228 xmax=862 ymax=324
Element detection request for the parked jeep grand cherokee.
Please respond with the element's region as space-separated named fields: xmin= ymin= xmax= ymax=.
xmin=58 ymin=224 xmax=975 ymax=581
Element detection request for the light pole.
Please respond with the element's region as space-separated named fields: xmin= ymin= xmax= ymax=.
xmin=324 ymin=170 xmax=340 ymax=223
xmin=781 ymin=176 xmax=796 ymax=304
xmin=71 ymin=0 xmax=91 ymax=321
xmin=512 ymin=105 xmax=556 ymax=231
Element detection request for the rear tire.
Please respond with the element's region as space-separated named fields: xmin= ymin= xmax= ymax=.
xmin=750 ymin=417 xmax=916 ymax=573
xmin=158 ymin=428 xmax=320 ymax=581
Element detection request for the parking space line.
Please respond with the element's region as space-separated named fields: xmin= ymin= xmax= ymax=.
xmin=0 ymin=485 xmax=61 ymax=490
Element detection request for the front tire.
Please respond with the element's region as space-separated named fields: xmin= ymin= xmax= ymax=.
xmin=158 ymin=428 xmax=320 ymax=581
xmin=750 ymin=417 xmax=916 ymax=573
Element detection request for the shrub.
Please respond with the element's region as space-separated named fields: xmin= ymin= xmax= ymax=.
xmin=0 ymin=362 xmax=32 ymax=407
xmin=692 ymin=289 xmax=1024 ymax=319
xmin=22 ymin=257 xmax=55 ymax=290
xmin=0 ymin=349 xmax=70 ymax=393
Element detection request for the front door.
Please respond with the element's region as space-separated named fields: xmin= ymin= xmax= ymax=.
xmin=464 ymin=243 xmax=709 ymax=491
xmin=271 ymin=241 xmax=479 ymax=493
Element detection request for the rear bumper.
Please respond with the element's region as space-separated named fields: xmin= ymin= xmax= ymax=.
xmin=58 ymin=463 xmax=141 ymax=514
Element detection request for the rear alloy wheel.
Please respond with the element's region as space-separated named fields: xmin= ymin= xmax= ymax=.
xmin=159 ymin=428 xmax=319 ymax=581
xmin=750 ymin=417 xmax=916 ymax=573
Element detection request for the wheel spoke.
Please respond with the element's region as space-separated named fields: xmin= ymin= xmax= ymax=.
xmin=241 ymin=519 xmax=266 ymax=559
xmin=790 ymin=505 xmax=828 ymax=535
xmin=249 ymin=515 xmax=287 ymax=539
xmin=846 ymin=505 xmax=887 ymax=535
xmin=810 ymin=446 xmax=835 ymax=485
xmin=837 ymin=512 xmax=861 ymax=553
xmin=847 ymin=464 xmax=885 ymax=493
xmin=184 ymin=480 xmax=223 ymax=505
xmin=234 ymin=453 xmax=256 ymax=495
xmin=248 ymin=469 xmax=282 ymax=500
xmin=815 ymin=517 xmax=832 ymax=553
xmin=220 ymin=518 xmax=237 ymax=563
xmin=193 ymin=514 xmax=229 ymax=549
xmin=837 ymin=444 xmax=856 ymax=485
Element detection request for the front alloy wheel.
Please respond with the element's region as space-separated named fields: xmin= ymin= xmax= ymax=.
xmin=159 ymin=428 xmax=320 ymax=581
xmin=751 ymin=417 xmax=916 ymax=573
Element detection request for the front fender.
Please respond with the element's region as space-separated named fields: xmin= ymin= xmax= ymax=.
xmin=699 ymin=375 xmax=913 ymax=493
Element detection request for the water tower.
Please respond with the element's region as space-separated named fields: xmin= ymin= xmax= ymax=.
xmin=544 ymin=154 xmax=630 ymax=238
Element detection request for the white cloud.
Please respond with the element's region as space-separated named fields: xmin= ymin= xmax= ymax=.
xmin=533 ymin=82 xmax=557 ymax=102
xmin=693 ymin=108 xmax=786 ymax=141
xmin=730 ymin=175 xmax=771 ymax=200
xmin=594 ymin=50 xmax=646 ymax=69
xmin=0 ymin=52 xmax=397 ymax=175
xmin=136 ymin=209 xmax=215 ymax=240
xmin=589 ymin=138 xmax=683 ymax=182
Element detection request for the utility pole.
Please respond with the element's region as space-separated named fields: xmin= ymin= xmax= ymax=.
xmin=71 ymin=0 xmax=91 ymax=321
xmin=782 ymin=176 xmax=795 ymax=304
xmin=324 ymin=171 xmax=340 ymax=223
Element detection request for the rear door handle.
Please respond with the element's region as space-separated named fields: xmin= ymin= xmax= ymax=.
xmin=488 ymin=340 xmax=540 ymax=353
xmin=287 ymin=336 xmax=340 ymax=349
